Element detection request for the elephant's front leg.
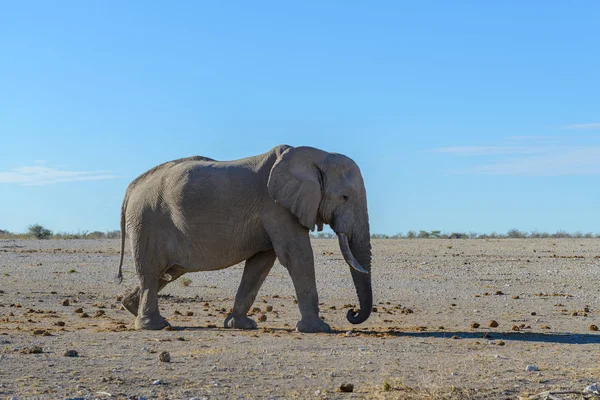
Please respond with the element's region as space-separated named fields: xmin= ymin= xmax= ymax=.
xmin=277 ymin=237 xmax=331 ymax=333
xmin=225 ymin=250 xmax=276 ymax=329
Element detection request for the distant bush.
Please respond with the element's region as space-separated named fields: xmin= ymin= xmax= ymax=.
xmin=507 ymin=229 xmax=528 ymax=239
xmin=106 ymin=230 xmax=121 ymax=239
xmin=27 ymin=224 xmax=52 ymax=239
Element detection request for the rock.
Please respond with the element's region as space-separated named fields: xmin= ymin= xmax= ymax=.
xmin=470 ymin=322 xmax=480 ymax=329
xmin=159 ymin=351 xmax=171 ymax=363
xmin=590 ymin=325 xmax=599 ymax=331
xmin=152 ymin=379 xmax=162 ymax=385
xmin=338 ymin=383 xmax=354 ymax=392
xmin=186 ymin=311 xmax=194 ymax=316
xmin=61 ymin=299 xmax=70 ymax=306
xmin=64 ymin=349 xmax=79 ymax=357
xmin=74 ymin=307 xmax=84 ymax=313
xmin=33 ymin=329 xmax=52 ymax=336
xmin=80 ymin=312 xmax=90 ymax=318
xmin=584 ymin=383 xmax=600 ymax=394
xmin=525 ymin=365 xmax=539 ymax=372
xmin=20 ymin=345 xmax=43 ymax=354
xmin=488 ymin=320 xmax=499 ymax=328
xmin=266 ymin=305 xmax=273 ymax=312
xmin=258 ymin=314 xmax=267 ymax=322
xmin=93 ymin=310 xmax=105 ymax=318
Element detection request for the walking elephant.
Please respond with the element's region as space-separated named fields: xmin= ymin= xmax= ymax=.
xmin=117 ymin=145 xmax=372 ymax=333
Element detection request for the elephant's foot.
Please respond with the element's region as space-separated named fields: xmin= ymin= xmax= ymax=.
xmin=121 ymin=287 xmax=141 ymax=316
xmin=296 ymin=317 xmax=331 ymax=333
xmin=135 ymin=313 xmax=170 ymax=330
xmin=224 ymin=314 xmax=258 ymax=330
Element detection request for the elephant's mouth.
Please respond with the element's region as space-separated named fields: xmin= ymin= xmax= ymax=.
xmin=337 ymin=233 xmax=369 ymax=274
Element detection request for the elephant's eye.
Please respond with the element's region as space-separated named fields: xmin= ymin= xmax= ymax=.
xmin=342 ymin=195 xmax=349 ymax=202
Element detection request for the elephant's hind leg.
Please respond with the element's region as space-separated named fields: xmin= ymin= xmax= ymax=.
xmin=225 ymin=250 xmax=276 ymax=329
xmin=135 ymin=273 xmax=170 ymax=330
xmin=121 ymin=267 xmax=185 ymax=316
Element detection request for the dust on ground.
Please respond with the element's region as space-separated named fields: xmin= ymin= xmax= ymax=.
xmin=1 ymin=238 xmax=600 ymax=399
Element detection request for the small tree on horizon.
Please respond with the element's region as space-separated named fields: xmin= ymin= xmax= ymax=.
xmin=27 ymin=224 xmax=52 ymax=239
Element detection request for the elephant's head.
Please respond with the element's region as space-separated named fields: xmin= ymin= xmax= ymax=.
xmin=268 ymin=146 xmax=372 ymax=325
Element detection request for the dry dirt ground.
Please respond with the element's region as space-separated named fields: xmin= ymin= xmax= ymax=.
xmin=1 ymin=238 xmax=600 ymax=400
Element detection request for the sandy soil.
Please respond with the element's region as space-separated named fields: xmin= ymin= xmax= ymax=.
xmin=1 ymin=238 xmax=600 ymax=399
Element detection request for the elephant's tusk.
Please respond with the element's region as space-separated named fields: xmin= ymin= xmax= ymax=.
xmin=338 ymin=233 xmax=369 ymax=274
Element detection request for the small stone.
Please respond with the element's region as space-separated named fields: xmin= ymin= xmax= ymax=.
xmin=251 ymin=307 xmax=261 ymax=313
xmin=74 ymin=307 xmax=84 ymax=313
xmin=512 ymin=325 xmax=520 ymax=331
xmin=525 ymin=365 xmax=539 ymax=372
xmin=451 ymin=335 xmax=459 ymax=340
xmin=589 ymin=325 xmax=599 ymax=331
xmin=571 ymin=311 xmax=578 ymax=316
xmin=470 ymin=322 xmax=480 ymax=329
xmin=116 ymin=295 xmax=123 ymax=301
xmin=497 ymin=340 xmax=505 ymax=346
xmin=159 ymin=351 xmax=171 ymax=363
xmin=54 ymin=321 xmax=65 ymax=326
xmin=80 ymin=313 xmax=90 ymax=318
xmin=21 ymin=345 xmax=43 ymax=354
xmin=33 ymin=329 xmax=51 ymax=336
xmin=512 ymin=295 xmax=520 ymax=299
xmin=258 ymin=314 xmax=267 ymax=322
xmin=152 ymin=379 xmax=162 ymax=385
xmin=540 ymin=325 xmax=551 ymax=330
xmin=584 ymin=384 xmax=600 ymax=394
xmin=64 ymin=349 xmax=78 ymax=357
xmin=372 ymin=306 xmax=378 ymax=312
xmin=338 ymin=383 xmax=354 ymax=392
xmin=93 ymin=310 xmax=105 ymax=318
xmin=186 ymin=311 xmax=194 ymax=316
xmin=584 ymin=306 xmax=591 ymax=313
xmin=488 ymin=320 xmax=499 ymax=328
xmin=531 ymin=312 xmax=537 ymax=316
xmin=61 ymin=299 xmax=70 ymax=306
xmin=265 ymin=305 xmax=273 ymax=312
xmin=495 ymin=291 xmax=504 ymax=295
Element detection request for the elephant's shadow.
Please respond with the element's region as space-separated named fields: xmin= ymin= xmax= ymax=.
xmin=169 ymin=326 xmax=600 ymax=344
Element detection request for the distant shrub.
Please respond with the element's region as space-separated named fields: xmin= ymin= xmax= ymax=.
xmin=28 ymin=224 xmax=52 ymax=239
xmin=86 ymin=231 xmax=106 ymax=239
xmin=371 ymin=233 xmax=390 ymax=239
xmin=507 ymin=229 xmax=527 ymax=239
xmin=418 ymin=230 xmax=430 ymax=239
xmin=406 ymin=230 xmax=417 ymax=239
xmin=106 ymin=230 xmax=121 ymax=239
xmin=180 ymin=277 xmax=192 ymax=287
xmin=449 ymin=232 xmax=468 ymax=239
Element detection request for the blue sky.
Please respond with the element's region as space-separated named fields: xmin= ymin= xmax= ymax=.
xmin=1 ymin=1 xmax=599 ymax=235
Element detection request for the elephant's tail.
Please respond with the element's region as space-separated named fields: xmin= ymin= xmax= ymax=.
xmin=116 ymin=200 xmax=127 ymax=284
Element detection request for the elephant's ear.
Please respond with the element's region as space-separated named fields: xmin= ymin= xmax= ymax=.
xmin=268 ymin=146 xmax=328 ymax=231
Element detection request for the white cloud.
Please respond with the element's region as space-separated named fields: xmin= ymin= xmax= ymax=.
xmin=466 ymin=147 xmax=600 ymax=176
xmin=430 ymin=146 xmax=543 ymax=156
xmin=563 ymin=123 xmax=600 ymax=130
xmin=0 ymin=165 xmax=118 ymax=186
xmin=431 ymin=136 xmax=600 ymax=176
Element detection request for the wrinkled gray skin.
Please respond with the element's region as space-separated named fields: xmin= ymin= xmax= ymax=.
xmin=118 ymin=145 xmax=372 ymax=333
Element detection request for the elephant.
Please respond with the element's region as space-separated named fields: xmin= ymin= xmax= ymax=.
xmin=116 ymin=145 xmax=372 ymax=333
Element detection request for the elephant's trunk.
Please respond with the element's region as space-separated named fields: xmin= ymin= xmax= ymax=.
xmin=340 ymin=232 xmax=372 ymax=325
